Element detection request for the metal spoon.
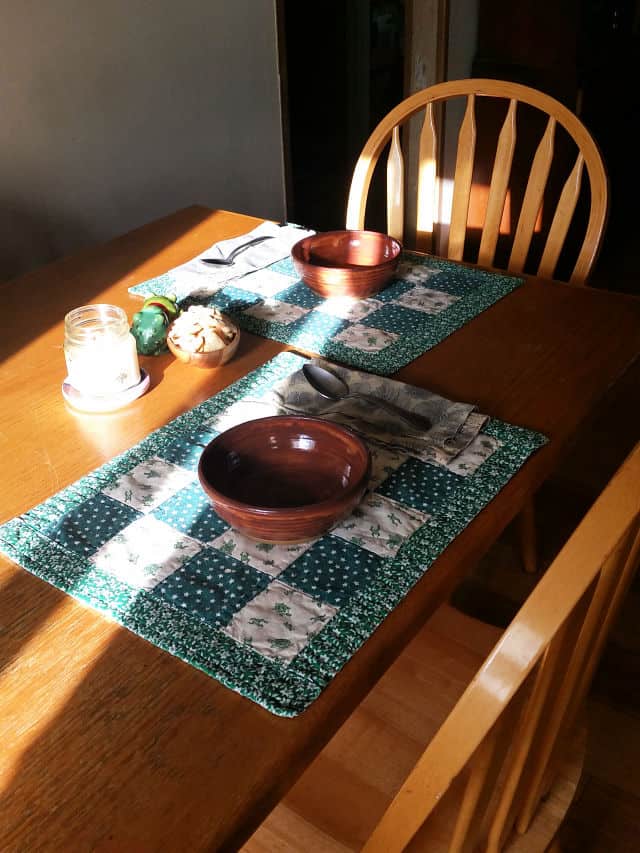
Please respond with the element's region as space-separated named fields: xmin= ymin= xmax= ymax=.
xmin=302 ymin=363 xmax=432 ymax=432
xmin=200 ymin=235 xmax=274 ymax=266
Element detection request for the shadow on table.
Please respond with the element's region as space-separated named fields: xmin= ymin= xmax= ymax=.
xmin=0 ymin=205 xmax=215 ymax=365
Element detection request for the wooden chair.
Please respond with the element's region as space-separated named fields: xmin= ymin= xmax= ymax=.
xmin=347 ymin=79 xmax=609 ymax=574
xmin=346 ymin=78 xmax=608 ymax=284
xmin=244 ymin=442 xmax=640 ymax=852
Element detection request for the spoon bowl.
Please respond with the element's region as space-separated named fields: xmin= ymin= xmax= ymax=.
xmin=302 ymin=363 xmax=432 ymax=432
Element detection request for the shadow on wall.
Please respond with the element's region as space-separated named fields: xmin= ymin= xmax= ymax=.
xmin=0 ymin=201 xmax=95 ymax=283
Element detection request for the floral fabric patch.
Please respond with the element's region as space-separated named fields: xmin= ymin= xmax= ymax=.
xmin=90 ymin=515 xmax=201 ymax=590
xmin=209 ymin=530 xmax=315 ymax=577
xmin=392 ymin=284 xmax=460 ymax=315
xmin=315 ymin=296 xmax=383 ymax=321
xmin=445 ymin=433 xmax=502 ymax=476
xmin=223 ymin=579 xmax=338 ymax=664
xmin=243 ymin=299 xmax=309 ymax=325
xmin=331 ymin=323 xmax=399 ymax=353
xmin=331 ymin=493 xmax=429 ymax=558
xmin=103 ymin=456 xmax=194 ymax=513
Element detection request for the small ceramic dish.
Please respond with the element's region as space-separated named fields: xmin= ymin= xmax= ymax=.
xmin=198 ymin=415 xmax=371 ymax=543
xmin=291 ymin=229 xmax=402 ymax=299
xmin=166 ymin=308 xmax=240 ymax=368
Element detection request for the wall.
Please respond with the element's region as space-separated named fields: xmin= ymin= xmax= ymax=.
xmin=0 ymin=0 xmax=285 ymax=281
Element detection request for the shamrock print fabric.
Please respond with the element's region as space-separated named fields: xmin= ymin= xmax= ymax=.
xmin=129 ymin=252 xmax=523 ymax=375
xmin=0 ymin=353 xmax=546 ymax=716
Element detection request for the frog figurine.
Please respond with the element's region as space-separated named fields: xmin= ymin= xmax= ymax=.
xmin=131 ymin=294 xmax=180 ymax=355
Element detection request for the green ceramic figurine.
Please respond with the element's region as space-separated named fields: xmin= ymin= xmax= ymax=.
xmin=131 ymin=294 xmax=180 ymax=355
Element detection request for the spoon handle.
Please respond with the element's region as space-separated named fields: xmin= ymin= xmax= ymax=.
xmin=201 ymin=235 xmax=274 ymax=265
xmin=353 ymin=393 xmax=432 ymax=432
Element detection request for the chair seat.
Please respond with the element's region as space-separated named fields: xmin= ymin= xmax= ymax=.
xmin=243 ymin=603 xmax=585 ymax=852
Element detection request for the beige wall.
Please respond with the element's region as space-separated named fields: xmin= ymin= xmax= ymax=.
xmin=0 ymin=0 xmax=285 ymax=281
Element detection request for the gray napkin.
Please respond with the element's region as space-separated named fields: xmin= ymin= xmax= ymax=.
xmin=161 ymin=222 xmax=314 ymax=301
xmin=255 ymin=360 xmax=487 ymax=466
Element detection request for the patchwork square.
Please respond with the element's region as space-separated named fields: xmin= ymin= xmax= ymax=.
xmin=272 ymin=281 xmax=325 ymax=309
xmin=243 ymin=299 xmax=310 ymax=325
xmin=206 ymin=397 xmax=280 ymax=433
xmin=44 ymin=493 xmax=141 ymax=558
xmin=377 ymin=457 xmax=463 ymax=514
xmin=445 ymin=433 xmax=502 ymax=476
xmin=153 ymin=481 xmax=229 ymax=543
xmin=331 ymin=493 xmax=429 ymax=558
xmin=223 ymin=579 xmax=338 ymax=664
xmin=392 ymin=284 xmax=460 ymax=315
xmin=396 ymin=261 xmax=443 ymax=284
xmin=331 ymin=323 xmax=399 ymax=353
xmin=279 ymin=538 xmax=385 ymax=607
xmin=90 ymin=515 xmax=202 ymax=590
xmin=233 ymin=269 xmax=297 ymax=298
xmin=367 ymin=443 xmax=409 ymax=490
xmin=153 ymin=547 xmax=270 ymax=626
xmin=210 ymin=529 xmax=316 ymax=577
xmin=315 ymin=296 xmax=383 ymax=321
xmin=157 ymin=427 xmax=219 ymax=472
xmin=360 ymin=304 xmax=438 ymax=335
xmin=205 ymin=285 xmax=262 ymax=314
xmin=103 ymin=456 xmax=195 ymax=513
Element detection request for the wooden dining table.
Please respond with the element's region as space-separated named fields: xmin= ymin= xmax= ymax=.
xmin=1 ymin=205 xmax=639 ymax=852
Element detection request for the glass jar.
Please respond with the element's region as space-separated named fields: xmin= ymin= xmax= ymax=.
xmin=64 ymin=304 xmax=141 ymax=396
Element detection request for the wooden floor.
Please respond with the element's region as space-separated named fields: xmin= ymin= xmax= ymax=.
xmin=453 ymin=364 xmax=640 ymax=852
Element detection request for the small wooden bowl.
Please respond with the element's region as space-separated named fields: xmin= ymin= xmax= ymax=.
xmin=166 ymin=315 xmax=240 ymax=368
xmin=198 ymin=416 xmax=371 ymax=543
xmin=291 ymin=230 xmax=402 ymax=299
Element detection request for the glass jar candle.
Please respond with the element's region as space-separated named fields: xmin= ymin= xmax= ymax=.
xmin=64 ymin=304 xmax=141 ymax=396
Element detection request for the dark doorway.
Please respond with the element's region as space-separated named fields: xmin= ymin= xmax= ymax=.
xmin=278 ymin=0 xmax=405 ymax=233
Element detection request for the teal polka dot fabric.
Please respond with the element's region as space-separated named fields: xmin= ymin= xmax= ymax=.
xmin=130 ymin=252 xmax=523 ymax=375
xmin=0 ymin=352 xmax=546 ymax=716
xmin=377 ymin=457 xmax=464 ymax=514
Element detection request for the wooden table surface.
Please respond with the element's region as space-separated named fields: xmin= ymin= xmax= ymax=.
xmin=1 ymin=206 xmax=639 ymax=852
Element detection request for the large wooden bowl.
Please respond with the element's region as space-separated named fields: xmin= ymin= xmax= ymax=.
xmin=198 ymin=416 xmax=370 ymax=543
xmin=291 ymin=230 xmax=402 ymax=299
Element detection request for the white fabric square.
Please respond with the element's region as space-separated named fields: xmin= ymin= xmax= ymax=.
xmin=206 ymin=397 xmax=280 ymax=433
xmin=315 ymin=296 xmax=383 ymax=321
xmin=392 ymin=285 xmax=460 ymax=315
xmin=103 ymin=456 xmax=195 ymax=513
xmin=243 ymin=299 xmax=309 ymax=325
xmin=445 ymin=433 xmax=502 ymax=476
xmin=397 ymin=262 xmax=443 ymax=283
xmin=332 ymin=323 xmax=399 ymax=353
xmin=331 ymin=493 xmax=429 ymax=558
xmin=367 ymin=443 xmax=408 ymax=490
xmin=90 ymin=515 xmax=201 ymax=590
xmin=233 ymin=269 xmax=296 ymax=298
xmin=210 ymin=530 xmax=316 ymax=576
xmin=223 ymin=579 xmax=337 ymax=664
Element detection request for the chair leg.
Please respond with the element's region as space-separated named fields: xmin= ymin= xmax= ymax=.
xmin=518 ymin=497 xmax=537 ymax=574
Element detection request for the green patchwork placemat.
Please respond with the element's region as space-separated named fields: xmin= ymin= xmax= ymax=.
xmin=0 ymin=353 xmax=546 ymax=716
xmin=129 ymin=254 xmax=522 ymax=375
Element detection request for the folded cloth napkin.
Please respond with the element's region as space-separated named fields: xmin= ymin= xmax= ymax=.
xmin=214 ymin=359 xmax=487 ymax=466
xmin=154 ymin=221 xmax=315 ymax=301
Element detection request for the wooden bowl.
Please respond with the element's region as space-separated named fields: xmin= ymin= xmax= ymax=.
xmin=166 ymin=315 xmax=240 ymax=368
xmin=198 ymin=416 xmax=371 ymax=543
xmin=291 ymin=230 xmax=402 ymax=299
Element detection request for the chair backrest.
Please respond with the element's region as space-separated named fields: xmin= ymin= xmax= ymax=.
xmin=346 ymin=79 xmax=608 ymax=284
xmin=362 ymin=441 xmax=640 ymax=852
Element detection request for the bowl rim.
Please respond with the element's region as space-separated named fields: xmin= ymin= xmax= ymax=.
xmin=197 ymin=415 xmax=371 ymax=516
xmin=291 ymin=229 xmax=402 ymax=272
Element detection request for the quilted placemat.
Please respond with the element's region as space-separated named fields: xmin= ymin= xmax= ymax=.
xmin=129 ymin=253 xmax=523 ymax=375
xmin=0 ymin=353 xmax=546 ymax=716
